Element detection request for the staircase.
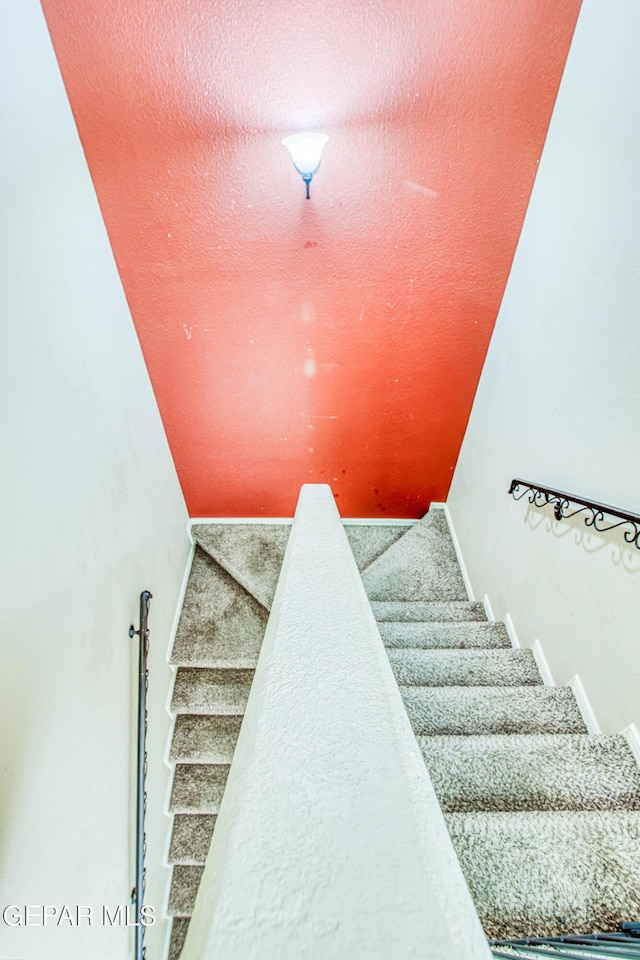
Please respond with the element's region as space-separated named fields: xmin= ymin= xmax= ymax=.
xmin=167 ymin=522 xmax=291 ymax=960
xmin=166 ymin=509 xmax=640 ymax=958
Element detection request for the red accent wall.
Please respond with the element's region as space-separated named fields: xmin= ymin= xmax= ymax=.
xmin=42 ymin=0 xmax=581 ymax=517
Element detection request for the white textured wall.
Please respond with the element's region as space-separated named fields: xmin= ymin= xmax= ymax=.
xmin=448 ymin=0 xmax=640 ymax=735
xmin=0 ymin=3 xmax=190 ymax=958
xmin=182 ymin=485 xmax=491 ymax=960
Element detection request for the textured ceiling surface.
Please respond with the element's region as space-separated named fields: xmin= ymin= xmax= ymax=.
xmin=42 ymin=0 xmax=581 ymax=517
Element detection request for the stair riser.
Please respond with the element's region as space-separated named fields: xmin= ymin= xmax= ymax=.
xmin=170 ymin=715 xmax=243 ymax=764
xmin=380 ymin=621 xmax=509 ymax=650
xmin=388 ymin=649 xmax=541 ymax=687
xmin=172 ymin=667 xmax=253 ymax=714
xmin=372 ymin=600 xmax=487 ymax=622
xmin=168 ymin=865 xmax=203 ymax=917
xmin=170 ymin=764 xmax=230 ymax=814
xmin=419 ymin=735 xmax=640 ymax=813
xmin=169 ymin=814 xmax=217 ymax=865
xmin=446 ymin=811 xmax=640 ymax=940
xmin=168 ymin=919 xmax=190 ymax=960
xmin=401 ymin=687 xmax=587 ymax=736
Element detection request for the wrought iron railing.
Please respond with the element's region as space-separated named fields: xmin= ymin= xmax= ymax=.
xmin=508 ymin=479 xmax=640 ymax=550
xmin=491 ymin=925 xmax=640 ymax=957
xmin=129 ymin=590 xmax=152 ymax=960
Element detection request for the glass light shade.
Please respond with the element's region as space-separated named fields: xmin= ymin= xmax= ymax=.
xmin=282 ymin=132 xmax=329 ymax=176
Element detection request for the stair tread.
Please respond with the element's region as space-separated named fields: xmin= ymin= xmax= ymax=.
xmin=169 ymin=814 xmax=217 ymax=864
xmin=172 ymin=667 xmax=254 ymax=714
xmin=401 ymin=685 xmax=587 ymax=735
xmin=170 ymin=763 xmax=230 ymax=813
xmin=191 ymin=523 xmax=290 ymax=607
xmin=170 ymin=714 xmax=243 ymax=763
xmin=168 ymin=864 xmax=204 ymax=917
xmin=372 ymin=600 xmax=487 ymax=622
xmin=419 ymin=734 xmax=640 ymax=812
xmin=168 ymin=918 xmax=190 ymax=960
xmin=170 ymin=547 xmax=267 ymax=667
xmin=363 ymin=511 xmax=468 ymax=601
xmin=380 ymin=620 xmax=510 ymax=649
xmin=445 ymin=810 xmax=640 ymax=940
xmin=343 ymin=523 xmax=411 ymax=572
xmin=388 ymin=647 xmax=542 ymax=686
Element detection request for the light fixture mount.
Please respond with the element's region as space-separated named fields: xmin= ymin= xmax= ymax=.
xmin=282 ymin=132 xmax=329 ymax=199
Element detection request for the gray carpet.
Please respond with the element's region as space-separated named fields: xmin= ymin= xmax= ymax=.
xmin=419 ymin=734 xmax=640 ymax=812
xmin=165 ymin=512 xmax=640 ymax=954
xmin=372 ymin=599 xmax=487 ymax=621
xmin=170 ymin=715 xmax=243 ymax=764
xmin=387 ymin=647 xmax=541 ymax=686
xmin=379 ymin=620 xmax=510 ymax=649
xmin=166 ymin=523 xmax=291 ymax=958
xmin=367 ymin=507 xmax=640 ymax=941
xmin=168 ymin=865 xmax=204 ymax=916
xmin=169 ymin=764 xmax=230 ymax=813
xmin=446 ymin=811 xmax=640 ymax=939
xmin=401 ymin=685 xmax=587 ymax=736
xmin=169 ymin=815 xmax=216 ymax=864
xmin=192 ymin=523 xmax=291 ymax=609
xmin=362 ymin=510 xmax=468 ymax=601
xmin=170 ymin=547 xmax=267 ymax=667
xmin=342 ymin=523 xmax=410 ymax=571
xmin=171 ymin=668 xmax=254 ymax=714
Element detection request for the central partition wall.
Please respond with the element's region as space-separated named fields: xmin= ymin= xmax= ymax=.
xmin=180 ymin=484 xmax=490 ymax=960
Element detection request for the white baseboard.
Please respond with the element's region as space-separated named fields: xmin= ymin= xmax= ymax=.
xmin=163 ymin=540 xmax=195 ymax=769
xmin=191 ymin=517 xmax=294 ymax=526
xmin=505 ymin=613 xmax=520 ymax=649
xmin=342 ymin=518 xmax=416 ymax=526
xmin=482 ymin=593 xmax=495 ymax=622
xmin=531 ymin=639 xmax=554 ymax=686
xmin=438 ymin=503 xmax=475 ymax=602
xmin=191 ymin=517 xmax=417 ymax=528
xmin=569 ymin=675 xmax=602 ymax=734
xmin=164 ymin=539 xmax=196 ymax=667
xmin=622 ymin=723 xmax=640 ymax=768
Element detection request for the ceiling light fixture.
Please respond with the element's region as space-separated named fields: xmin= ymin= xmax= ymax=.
xmin=282 ymin=132 xmax=329 ymax=199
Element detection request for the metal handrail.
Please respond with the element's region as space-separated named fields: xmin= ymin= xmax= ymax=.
xmin=129 ymin=590 xmax=152 ymax=960
xmin=508 ymin=478 xmax=640 ymax=550
xmin=490 ymin=926 xmax=640 ymax=958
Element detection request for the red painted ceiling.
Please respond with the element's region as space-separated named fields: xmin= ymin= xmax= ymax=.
xmin=42 ymin=0 xmax=581 ymax=517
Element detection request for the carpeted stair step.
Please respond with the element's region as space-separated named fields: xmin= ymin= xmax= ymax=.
xmin=387 ymin=648 xmax=541 ymax=686
xmin=166 ymin=522 xmax=291 ymax=958
xmin=401 ymin=686 xmax=587 ymax=736
xmin=169 ymin=814 xmax=217 ymax=865
xmin=445 ymin=810 xmax=640 ymax=940
xmin=169 ymin=763 xmax=230 ymax=813
xmin=419 ymin=734 xmax=640 ymax=813
xmin=168 ymin=919 xmax=190 ymax=960
xmin=343 ymin=523 xmax=411 ymax=572
xmin=380 ymin=620 xmax=510 ymax=650
xmin=170 ymin=715 xmax=243 ymax=764
xmin=191 ymin=523 xmax=291 ymax=609
xmin=170 ymin=547 xmax=267 ymax=668
xmin=362 ymin=510 xmax=468 ymax=601
xmin=372 ymin=600 xmax=487 ymax=622
xmin=172 ymin=667 xmax=254 ymax=714
xmin=168 ymin=865 xmax=204 ymax=917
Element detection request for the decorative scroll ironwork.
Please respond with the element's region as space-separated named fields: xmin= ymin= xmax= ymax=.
xmin=508 ymin=479 xmax=640 ymax=550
